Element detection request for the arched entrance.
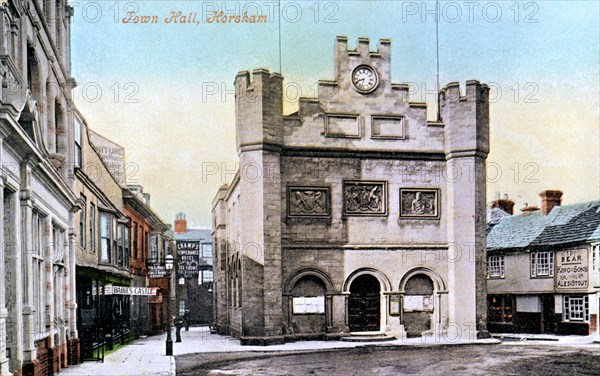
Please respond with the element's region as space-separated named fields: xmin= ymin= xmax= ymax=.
xmin=290 ymin=275 xmax=327 ymax=334
xmin=403 ymin=274 xmax=434 ymax=336
xmin=348 ymin=274 xmax=381 ymax=332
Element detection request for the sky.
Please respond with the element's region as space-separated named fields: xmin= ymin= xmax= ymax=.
xmin=70 ymin=1 xmax=600 ymax=227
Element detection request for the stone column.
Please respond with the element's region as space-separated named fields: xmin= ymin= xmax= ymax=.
xmin=46 ymin=218 xmax=54 ymax=350
xmin=4 ymin=184 xmax=21 ymax=375
xmin=0 ymin=173 xmax=12 ymax=376
xmin=19 ymin=161 xmax=36 ymax=365
xmin=68 ymin=215 xmax=78 ymax=338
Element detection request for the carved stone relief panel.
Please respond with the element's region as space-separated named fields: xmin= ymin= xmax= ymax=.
xmin=343 ymin=180 xmax=387 ymax=216
xmin=399 ymin=188 xmax=440 ymax=219
xmin=287 ymin=186 xmax=331 ymax=218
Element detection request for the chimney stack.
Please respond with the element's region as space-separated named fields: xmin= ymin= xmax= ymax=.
xmin=492 ymin=194 xmax=515 ymax=215
xmin=539 ymin=190 xmax=563 ymax=216
xmin=174 ymin=213 xmax=187 ymax=234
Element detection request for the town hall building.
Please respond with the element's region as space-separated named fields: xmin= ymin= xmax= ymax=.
xmin=212 ymin=36 xmax=490 ymax=344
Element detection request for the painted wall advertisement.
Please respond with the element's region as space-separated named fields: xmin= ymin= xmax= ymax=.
xmin=556 ymin=249 xmax=589 ymax=290
xmin=177 ymin=240 xmax=200 ymax=278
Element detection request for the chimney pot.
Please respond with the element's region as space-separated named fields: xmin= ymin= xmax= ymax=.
xmin=174 ymin=213 xmax=188 ymax=234
xmin=492 ymin=198 xmax=515 ymax=215
xmin=539 ymin=190 xmax=563 ymax=216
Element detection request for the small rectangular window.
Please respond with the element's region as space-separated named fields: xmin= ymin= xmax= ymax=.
xmin=89 ymin=203 xmax=96 ymax=252
xmin=74 ymin=118 xmax=83 ymax=167
xmin=531 ymin=251 xmax=554 ymax=277
xmin=487 ymin=255 xmax=505 ymax=278
xmin=100 ymin=212 xmax=111 ymax=263
xmin=79 ymin=195 xmax=86 ymax=247
xmin=563 ymin=295 xmax=590 ymax=322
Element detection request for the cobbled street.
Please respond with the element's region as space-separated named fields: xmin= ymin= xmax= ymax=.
xmin=177 ymin=343 xmax=600 ymax=376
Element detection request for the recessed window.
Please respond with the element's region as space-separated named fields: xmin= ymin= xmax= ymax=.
xmin=563 ymin=295 xmax=589 ymax=322
xmin=531 ymin=251 xmax=554 ymax=277
xmin=79 ymin=195 xmax=86 ymax=247
xmin=74 ymin=118 xmax=83 ymax=168
xmin=100 ymin=212 xmax=112 ymax=263
xmin=488 ymin=295 xmax=514 ymax=323
xmin=487 ymin=255 xmax=505 ymax=278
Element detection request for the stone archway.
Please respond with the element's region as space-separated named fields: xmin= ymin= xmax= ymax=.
xmin=284 ymin=269 xmax=334 ymax=335
xmin=348 ymin=274 xmax=381 ymax=332
xmin=403 ymin=274 xmax=435 ymax=336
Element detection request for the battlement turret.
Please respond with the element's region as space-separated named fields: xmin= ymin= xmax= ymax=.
xmin=336 ymin=35 xmax=391 ymax=61
xmin=440 ymin=80 xmax=490 ymax=157
xmin=235 ymin=69 xmax=283 ymax=152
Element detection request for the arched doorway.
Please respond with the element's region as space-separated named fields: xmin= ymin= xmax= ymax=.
xmin=291 ymin=275 xmax=327 ymax=334
xmin=403 ymin=274 xmax=434 ymax=336
xmin=348 ymin=274 xmax=381 ymax=332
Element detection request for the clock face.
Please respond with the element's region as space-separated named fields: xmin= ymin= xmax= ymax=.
xmin=352 ymin=65 xmax=378 ymax=93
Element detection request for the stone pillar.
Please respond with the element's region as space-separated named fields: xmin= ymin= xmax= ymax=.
xmin=235 ymin=70 xmax=284 ymax=342
xmin=46 ymin=218 xmax=54 ymax=350
xmin=4 ymin=184 xmax=22 ymax=375
xmin=441 ymin=81 xmax=490 ymax=339
xmin=46 ymin=88 xmax=56 ymax=153
xmin=67 ymin=209 xmax=79 ymax=365
xmin=0 ymin=173 xmax=12 ymax=376
xmin=19 ymin=161 xmax=36 ymax=366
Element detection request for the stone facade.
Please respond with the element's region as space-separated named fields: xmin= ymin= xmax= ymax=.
xmin=212 ymin=36 xmax=490 ymax=344
xmin=0 ymin=1 xmax=79 ymax=374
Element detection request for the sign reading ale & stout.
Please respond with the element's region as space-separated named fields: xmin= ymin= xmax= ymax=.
xmin=556 ymin=249 xmax=589 ymax=290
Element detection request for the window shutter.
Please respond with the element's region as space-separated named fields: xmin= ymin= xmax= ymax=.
xmin=584 ymin=295 xmax=590 ymax=322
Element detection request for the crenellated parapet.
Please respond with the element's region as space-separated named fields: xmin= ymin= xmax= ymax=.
xmin=235 ymin=68 xmax=284 ymax=152
xmin=440 ymin=80 xmax=490 ymax=158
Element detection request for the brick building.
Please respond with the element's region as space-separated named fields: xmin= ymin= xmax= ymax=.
xmin=487 ymin=191 xmax=600 ymax=336
xmin=123 ymin=187 xmax=169 ymax=337
xmin=212 ymin=36 xmax=490 ymax=344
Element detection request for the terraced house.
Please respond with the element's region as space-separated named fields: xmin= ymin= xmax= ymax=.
xmin=73 ymin=110 xmax=132 ymax=361
xmin=487 ymin=191 xmax=600 ymax=336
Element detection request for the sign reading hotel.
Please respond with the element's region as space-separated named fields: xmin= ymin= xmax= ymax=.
xmin=177 ymin=241 xmax=200 ymax=278
xmin=556 ymin=249 xmax=589 ymax=290
xmin=104 ymin=285 xmax=158 ymax=296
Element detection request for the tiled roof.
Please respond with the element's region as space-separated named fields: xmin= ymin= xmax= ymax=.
xmin=487 ymin=210 xmax=546 ymax=250
xmin=530 ymin=202 xmax=600 ymax=246
xmin=173 ymin=228 xmax=212 ymax=242
xmin=487 ymin=200 xmax=600 ymax=250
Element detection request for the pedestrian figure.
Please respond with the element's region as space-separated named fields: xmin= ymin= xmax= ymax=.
xmin=183 ymin=310 xmax=190 ymax=331
xmin=175 ymin=317 xmax=183 ymax=342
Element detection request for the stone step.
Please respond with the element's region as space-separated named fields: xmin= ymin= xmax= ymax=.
xmin=340 ymin=332 xmax=396 ymax=342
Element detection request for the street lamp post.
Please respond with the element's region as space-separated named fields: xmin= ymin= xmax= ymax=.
xmin=165 ymin=254 xmax=174 ymax=356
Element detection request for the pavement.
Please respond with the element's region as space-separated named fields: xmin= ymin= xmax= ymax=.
xmin=58 ymin=326 xmax=599 ymax=376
